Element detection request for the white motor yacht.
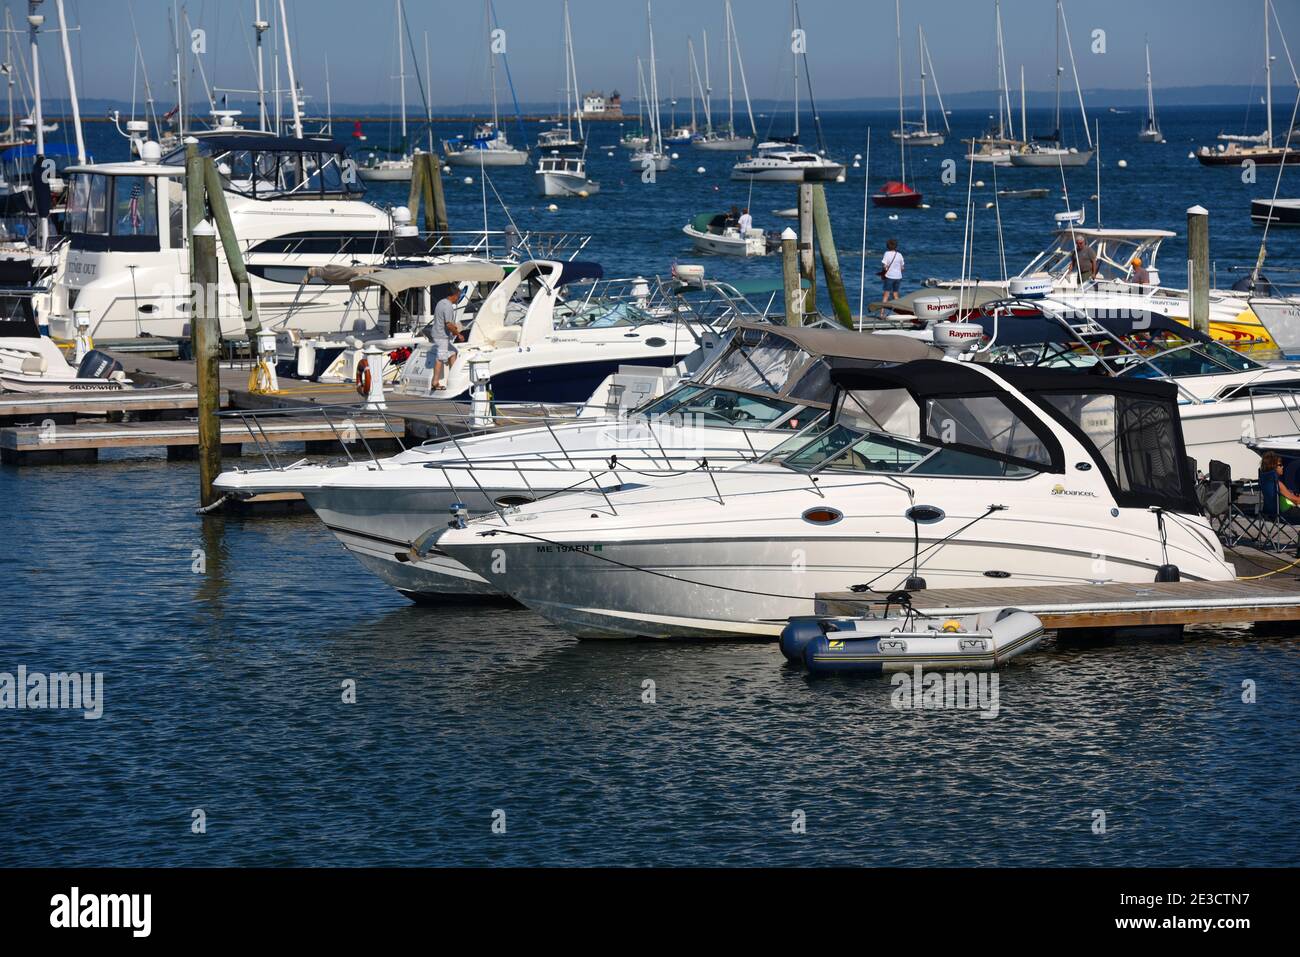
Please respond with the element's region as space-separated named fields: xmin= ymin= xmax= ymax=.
xmin=45 ymin=132 xmax=407 ymax=342
xmin=436 ymin=355 xmax=1235 ymax=638
xmin=212 ymin=323 xmax=940 ymax=600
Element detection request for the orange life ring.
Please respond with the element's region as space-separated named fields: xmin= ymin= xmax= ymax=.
xmin=355 ymin=357 xmax=371 ymax=396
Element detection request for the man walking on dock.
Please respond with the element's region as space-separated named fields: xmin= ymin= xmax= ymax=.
xmin=424 ymin=286 xmax=463 ymax=391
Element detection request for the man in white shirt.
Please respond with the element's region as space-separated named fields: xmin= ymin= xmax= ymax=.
xmin=738 ymin=208 xmax=753 ymax=234
xmin=879 ymin=238 xmax=904 ymax=318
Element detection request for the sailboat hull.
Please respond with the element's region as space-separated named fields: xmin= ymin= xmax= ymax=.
xmin=444 ymin=148 xmax=530 ymax=167
xmin=891 ymin=130 xmax=944 ymax=147
xmin=357 ymin=165 xmax=414 ymax=181
xmin=695 ymin=136 xmax=754 ymax=151
xmin=1137 ymin=130 xmax=1164 ymax=143
xmin=1008 ymin=149 xmax=1094 ymax=167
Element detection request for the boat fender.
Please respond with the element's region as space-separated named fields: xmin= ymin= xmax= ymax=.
xmin=995 ymin=607 xmax=1027 ymax=621
xmin=779 ymin=617 xmax=854 ymax=663
xmin=1155 ymin=564 xmax=1180 ymax=582
xmin=355 ymin=357 xmax=372 ymax=397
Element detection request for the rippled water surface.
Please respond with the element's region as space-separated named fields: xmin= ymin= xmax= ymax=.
xmin=1 ymin=112 xmax=1298 ymax=866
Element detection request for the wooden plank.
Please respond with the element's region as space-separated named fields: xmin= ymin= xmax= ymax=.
xmin=1 ymin=417 xmax=401 ymax=453
xmin=0 ymin=388 xmax=227 ymax=419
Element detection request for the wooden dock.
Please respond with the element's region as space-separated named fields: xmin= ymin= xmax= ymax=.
xmin=0 ymin=387 xmax=226 ymax=425
xmin=816 ymin=577 xmax=1300 ymax=632
xmin=1 ymin=415 xmax=403 ymax=465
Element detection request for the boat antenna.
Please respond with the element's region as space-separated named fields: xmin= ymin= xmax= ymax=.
xmin=858 ymin=128 xmax=871 ymax=322
xmin=1094 ymin=118 xmax=1102 ymax=227
xmin=957 ymin=148 xmax=976 ymax=308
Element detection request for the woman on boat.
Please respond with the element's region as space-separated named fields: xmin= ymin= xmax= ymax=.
xmin=1259 ymin=452 xmax=1300 ymax=522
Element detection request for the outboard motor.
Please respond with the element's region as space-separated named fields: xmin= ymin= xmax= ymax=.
xmin=75 ymin=350 xmax=124 ymax=380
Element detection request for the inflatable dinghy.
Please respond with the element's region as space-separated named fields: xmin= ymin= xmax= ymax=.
xmin=781 ymin=605 xmax=1044 ymax=675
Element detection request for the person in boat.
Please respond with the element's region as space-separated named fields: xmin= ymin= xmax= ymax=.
xmin=738 ymin=208 xmax=753 ymax=234
xmin=1130 ymin=256 xmax=1151 ymax=289
xmin=1071 ymin=237 xmax=1099 ymax=282
xmin=1259 ymin=452 xmax=1300 ymax=523
xmin=879 ymin=239 xmax=904 ymax=318
xmin=424 ymin=285 xmax=463 ymax=391
xmin=725 ymin=205 xmax=740 ymax=228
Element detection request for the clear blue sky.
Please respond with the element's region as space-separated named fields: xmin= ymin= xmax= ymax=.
xmin=24 ymin=0 xmax=1300 ymax=109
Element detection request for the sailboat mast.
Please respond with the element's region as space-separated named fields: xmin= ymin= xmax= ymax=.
xmin=687 ymin=38 xmax=696 ymax=130
xmin=489 ymin=1 xmax=499 ymax=128
xmin=918 ymin=25 xmax=927 ymax=135
xmin=647 ymin=0 xmax=661 ymax=153
xmin=396 ymin=0 xmax=407 ymax=142
xmin=4 ymin=13 xmax=13 ymax=140
xmin=1265 ymin=0 xmax=1273 ymax=148
xmin=278 ymin=0 xmax=302 ymax=138
xmin=566 ymin=0 xmax=583 ymax=142
xmin=54 ymin=0 xmax=84 ymax=163
xmin=1054 ymin=0 xmax=1061 ymax=138
xmin=424 ymin=31 xmax=434 ymax=151
xmin=1020 ymin=64 xmax=1026 ymax=141
xmin=702 ymin=29 xmax=711 ymax=134
xmin=254 ymin=0 xmax=267 ymax=131
xmin=725 ymin=0 xmax=734 ymax=133
xmin=791 ymin=0 xmax=798 ymax=140
xmin=1059 ymin=0 xmax=1092 ymax=148
xmin=895 ymin=0 xmax=905 ymax=176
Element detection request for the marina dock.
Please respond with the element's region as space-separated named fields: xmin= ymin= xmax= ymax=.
xmin=816 ymin=577 xmax=1300 ymax=634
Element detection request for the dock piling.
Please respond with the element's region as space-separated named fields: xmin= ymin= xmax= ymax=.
xmin=781 ymin=227 xmax=802 ymax=326
xmin=797 ymin=183 xmax=817 ymax=312
xmin=811 ymin=183 xmax=852 ymax=327
xmin=192 ymin=219 xmax=222 ymax=507
xmin=1188 ymin=204 xmax=1210 ymax=335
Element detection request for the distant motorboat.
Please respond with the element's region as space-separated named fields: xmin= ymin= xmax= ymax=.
xmin=536 ymin=154 xmax=599 ymax=197
xmin=997 ymin=187 xmax=1049 ymax=199
xmin=732 ymin=147 xmax=843 ymax=183
xmin=683 ymin=212 xmax=767 ymax=256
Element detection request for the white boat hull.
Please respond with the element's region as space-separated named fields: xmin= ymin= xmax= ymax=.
xmin=682 ymin=224 xmax=766 ymax=256
xmin=695 ymin=136 xmax=754 ymax=151
xmin=535 ymin=170 xmax=600 ymax=197
xmin=1007 ymin=149 xmax=1094 ymax=167
xmin=444 ymin=148 xmax=530 ymax=167
xmin=357 ymin=165 xmax=414 ymax=181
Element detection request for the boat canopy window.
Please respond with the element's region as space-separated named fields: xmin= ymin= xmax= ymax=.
xmin=782 ymin=423 xmax=1038 ymax=479
xmin=64 ymin=173 xmax=160 ymax=250
xmin=554 ymin=300 xmax=657 ymax=329
xmin=1039 ymin=392 xmax=1192 ymax=511
xmin=187 ymin=147 xmax=363 ymax=198
xmin=699 ymin=331 xmax=803 ymax=394
xmin=829 ymin=361 xmax=1063 ymax=474
xmin=635 ymin=385 xmax=801 ymax=429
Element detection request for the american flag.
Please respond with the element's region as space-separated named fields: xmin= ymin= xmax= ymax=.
xmin=127 ymin=181 xmax=143 ymax=233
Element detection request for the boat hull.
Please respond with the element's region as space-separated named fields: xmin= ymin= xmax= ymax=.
xmin=444 ymin=148 xmax=530 ymax=167
xmin=1251 ymin=198 xmax=1300 ymax=226
xmin=1007 ymin=149 xmax=1094 ymax=167
xmin=695 ymin=136 xmax=754 ymax=151
xmin=356 ymin=165 xmax=413 ymax=181
xmin=535 ymin=171 xmax=600 ymax=197
xmin=682 ymin=225 xmax=766 ymax=256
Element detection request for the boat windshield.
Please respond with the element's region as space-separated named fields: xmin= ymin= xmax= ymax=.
xmin=634 ymin=385 xmax=804 ymax=429
xmin=553 ymin=300 xmax=660 ymax=329
xmin=985 ymin=330 xmax=1263 ymax=378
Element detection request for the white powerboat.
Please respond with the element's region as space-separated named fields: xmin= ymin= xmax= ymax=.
xmin=535 ymin=155 xmax=599 ymax=197
xmin=0 ymin=305 xmax=131 ymax=392
xmin=731 ymin=146 xmax=844 ymax=183
xmin=682 ymin=213 xmax=766 ymax=256
xmin=892 ymin=228 xmax=1268 ymax=348
xmin=371 ymin=259 xmax=718 ymax=402
xmin=212 ymin=322 xmax=940 ymax=601
xmin=435 ymin=355 xmax=1234 ymax=638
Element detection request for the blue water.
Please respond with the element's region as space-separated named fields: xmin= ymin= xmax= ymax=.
xmin=1 ymin=110 xmax=1298 ymax=867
